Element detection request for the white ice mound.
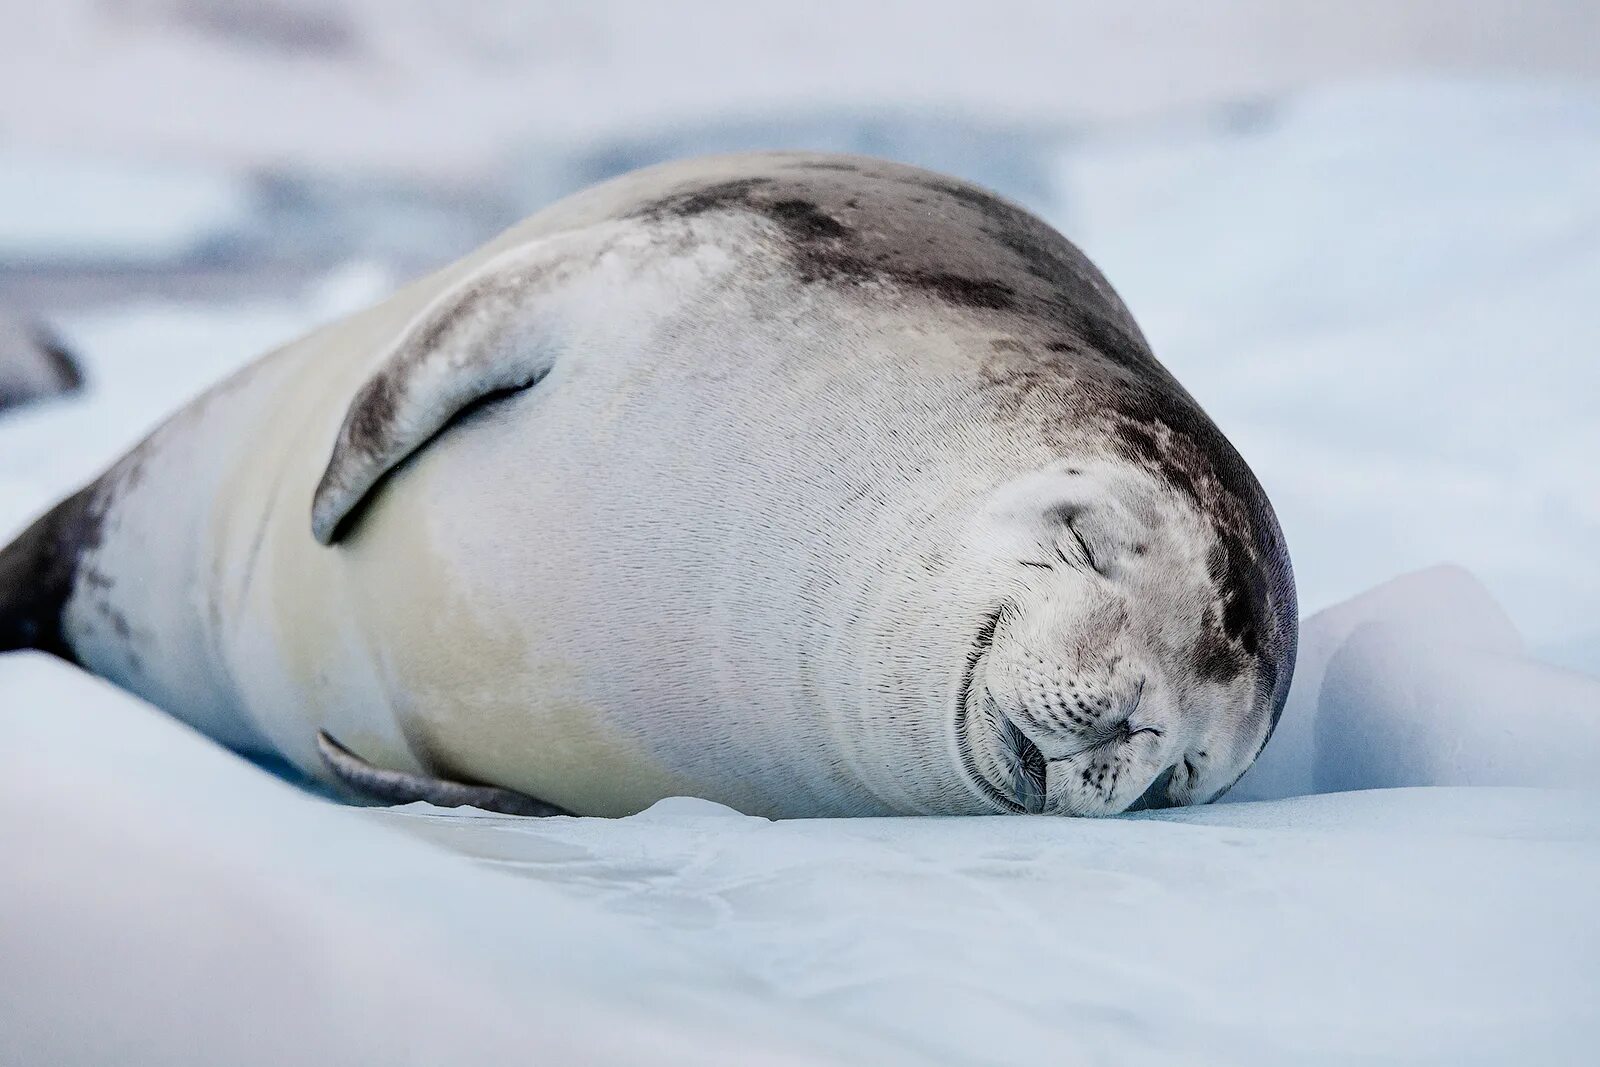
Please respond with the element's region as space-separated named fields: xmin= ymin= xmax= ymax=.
xmin=1317 ymin=622 xmax=1600 ymax=792
xmin=1232 ymin=565 xmax=1600 ymax=801
xmin=629 ymin=795 xmax=757 ymax=822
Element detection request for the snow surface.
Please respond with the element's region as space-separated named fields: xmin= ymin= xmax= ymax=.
xmin=4 ymin=650 xmax=1598 ymax=1066
xmin=2 ymin=76 xmax=1599 ymax=1064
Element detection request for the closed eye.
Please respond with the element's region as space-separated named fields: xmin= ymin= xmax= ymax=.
xmin=1051 ymin=514 xmax=1105 ymax=575
xmin=1066 ymin=517 xmax=1100 ymax=572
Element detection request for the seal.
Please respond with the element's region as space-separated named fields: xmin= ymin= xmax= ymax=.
xmin=0 ymin=152 xmax=1296 ymax=817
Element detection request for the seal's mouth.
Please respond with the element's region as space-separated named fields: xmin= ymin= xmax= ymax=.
xmin=955 ymin=604 xmax=1042 ymax=814
xmin=955 ymin=604 xmax=1181 ymax=816
xmin=992 ymin=703 xmax=1048 ymax=813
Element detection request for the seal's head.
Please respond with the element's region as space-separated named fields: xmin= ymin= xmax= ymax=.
xmin=957 ymin=461 xmax=1294 ymax=816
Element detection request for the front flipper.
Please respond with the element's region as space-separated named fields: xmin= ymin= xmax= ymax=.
xmin=310 ymin=230 xmax=611 ymax=545
xmin=316 ymin=730 xmax=571 ymax=817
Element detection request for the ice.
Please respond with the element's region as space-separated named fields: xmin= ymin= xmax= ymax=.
xmin=1233 ymin=565 xmax=1600 ymax=802
xmin=4 ymin=560 xmax=1597 ymax=1063
xmin=1316 ymin=623 xmax=1600 ymax=792
xmin=3 ymin=651 xmax=1598 ymax=1065
xmin=1233 ymin=565 xmax=1518 ymax=801
xmin=629 ymin=795 xmax=757 ymax=822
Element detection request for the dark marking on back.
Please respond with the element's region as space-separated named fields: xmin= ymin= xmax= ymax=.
xmin=904 ymin=273 xmax=1015 ymax=310
xmin=795 ymin=160 xmax=864 ymax=173
xmin=767 ymin=198 xmax=848 ymax=241
xmin=907 ymin=174 xmax=1151 ymax=369
xmin=628 ymin=169 xmax=1038 ymax=317
xmin=629 ymin=159 xmax=1152 ymax=374
xmin=632 ymin=177 xmax=775 ymax=223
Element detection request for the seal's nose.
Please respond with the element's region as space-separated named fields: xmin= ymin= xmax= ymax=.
xmin=981 ymin=657 xmax=1172 ymax=814
xmin=1011 ymin=672 xmax=1154 ymax=753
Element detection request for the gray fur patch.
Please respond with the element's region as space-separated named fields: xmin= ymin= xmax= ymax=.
xmin=627 ymin=157 xmax=1150 ymax=359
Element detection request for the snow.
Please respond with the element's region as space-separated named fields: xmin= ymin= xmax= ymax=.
xmin=4 ymin=650 xmax=1598 ymax=1065
xmin=0 ymin=147 xmax=252 ymax=263
xmin=1233 ymin=565 xmax=1600 ymax=802
xmin=1 ymin=53 xmax=1599 ymax=1067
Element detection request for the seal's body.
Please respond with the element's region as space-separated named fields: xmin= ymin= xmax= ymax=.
xmin=0 ymin=154 xmax=1296 ymax=818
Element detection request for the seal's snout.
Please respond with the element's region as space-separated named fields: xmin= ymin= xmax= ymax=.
xmin=963 ymin=643 xmax=1178 ymax=816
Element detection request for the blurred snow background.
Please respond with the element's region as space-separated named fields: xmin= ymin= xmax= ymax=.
xmin=2 ymin=2 xmax=1599 ymax=1064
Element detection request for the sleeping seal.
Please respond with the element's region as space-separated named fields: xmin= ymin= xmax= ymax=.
xmin=0 ymin=153 xmax=1296 ymax=818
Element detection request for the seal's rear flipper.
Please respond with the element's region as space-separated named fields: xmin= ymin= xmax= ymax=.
xmin=0 ymin=487 xmax=97 ymax=662
xmin=315 ymin=730 xmax=571 ymax=817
